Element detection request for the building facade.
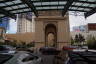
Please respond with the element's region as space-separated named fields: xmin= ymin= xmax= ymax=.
xmin=35 ymin=11 xmax=70 ymax=48
xmin=71 ymin=23 xmax=96 ymax=41
xmin=10 ymin=11 xmax=70 ymax=49
xmin=17 ymin=12 xmax=34 ymax=33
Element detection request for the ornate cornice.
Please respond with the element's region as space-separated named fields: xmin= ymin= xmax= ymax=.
xmin=35 ymin=16 xmax=68 ymax=21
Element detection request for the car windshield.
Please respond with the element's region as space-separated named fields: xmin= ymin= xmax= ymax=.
xmin=19 ymin=52 xmax=38 ymax=62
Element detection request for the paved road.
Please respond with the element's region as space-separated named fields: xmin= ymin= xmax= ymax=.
xmin=34 ymin=50 xmax=55 ymax=64
xmin=1 ymin=51 xmax=55 ymax=64
xmin=40 ymin=55 xmax=55 ymax=64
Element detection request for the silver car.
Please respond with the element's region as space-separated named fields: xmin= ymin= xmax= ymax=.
xmin=4 ymin=51 xmax=42 ymax=64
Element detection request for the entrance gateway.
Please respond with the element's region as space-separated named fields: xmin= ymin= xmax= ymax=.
xmin=45 ymin=24 xmax=57 ymax=47
xmin=35 ymin=11 xmax=70 ymax=49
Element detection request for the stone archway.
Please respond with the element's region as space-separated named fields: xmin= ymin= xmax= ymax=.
xmin=45 ymin=24 xmax=57 ymax=47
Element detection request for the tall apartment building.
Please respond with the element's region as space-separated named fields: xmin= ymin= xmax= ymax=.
xmin=17 ymin=12 xmax=35 ymax=33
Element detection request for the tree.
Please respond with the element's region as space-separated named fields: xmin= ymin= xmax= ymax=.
xmin=87 ymin=35 xmax=96 ymax=49
xmin=11 ymin=40 xmax=17 ymax=47
xmin=78 ymin=34 xmax=85 ymax=45
xmin=74 ymin=34 xmax=85 ymax=45
xmin=27 ymin=41 xmax=35 ymax=48
xmin=74 ymin=34 xmax=79 ymax=43
xmin=71 ymin=37 xmax=75 ymax=45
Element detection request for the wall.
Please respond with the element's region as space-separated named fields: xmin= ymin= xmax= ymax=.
xmin=57 ymin=16 xmax=70 ymax=43
xmin=35 ymin=15 xmax=70 ymax=48
xmin=6 ymin=32 xmax=35 ymax=43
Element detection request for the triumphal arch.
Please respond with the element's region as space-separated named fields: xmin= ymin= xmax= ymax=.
xmin=35 ymin=10 xmax=70 ymax=49
xmin=0 ymin=0 xmax=95 ymax=49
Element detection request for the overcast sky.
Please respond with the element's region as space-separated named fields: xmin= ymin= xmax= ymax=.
xmin=7 ymin=18 xmax=17 ymax=33
xmin=8 ymin=13 xmax=96 ymax=33
xmin=69 ymin=13 xmax=96 ymax=31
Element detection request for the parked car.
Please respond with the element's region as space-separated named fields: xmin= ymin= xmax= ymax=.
xmin=39 ymin=47 xmax=60 ymax=55
xmin=62 ymin=46 xmax=78 ymax=51
xmin=0 ymin=45 xmax=16 ymax=54
xmin=81 ymin=46 xmax=88 ymax=49
xmin=65 ymin=50 xmax=96 ymax=64
xmin=0 ymin=54 xmax=13 ymax=64
xmin=4 ymin=51 xmax=42 ymax=64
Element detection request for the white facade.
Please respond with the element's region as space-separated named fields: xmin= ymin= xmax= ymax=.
xmin=17 ymin=13 xmax=35 ymax=33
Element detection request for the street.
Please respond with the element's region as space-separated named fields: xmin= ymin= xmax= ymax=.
xmin=34 ymin=50 xmax=55 ymax=64
xmin=40 ymin=55 xmax=55 ymax=64
xmin=0 ymin=51 xmax=56 ymax=64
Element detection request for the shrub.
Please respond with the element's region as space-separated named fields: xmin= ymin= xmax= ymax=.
xmin=71 ymin=37 xmax=75 ymax=45
xmin=87 ymin=36 xmax=96 ymax=49
xmin=26 ymin=42 xmax=35 ymax=48
xmin=0 ymin=42 xmax=4 ymax=45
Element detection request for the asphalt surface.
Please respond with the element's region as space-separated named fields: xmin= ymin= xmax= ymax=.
xmin=34 ymin=50 xmax=55 ymax=64
xmin=1 ymin=49 xmax=96 ymax=64
xmin=4 ymin=52 xmax=25 ymax=64
xmin=40 ymin=55 xmax=55 ymax=64
xmin=0 ymin=51 xmax=55 ymax=64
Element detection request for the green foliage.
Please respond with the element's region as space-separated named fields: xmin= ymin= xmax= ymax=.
xmin=78 ymin=34 xmax=85 ymax=43
xmin=20 ymin=41 xmax=26 ymax=48
xmin=74 ymin=34 xmax=79 ymax=43
xmin=0 ymin=39 xmax=35 ymax=48
xmin=0 ymin=39 xmax=17 ymax=47
xmin=26 ymin=42 xmax=35 ymax=48
xmin=0 ymin=42 xmax=4 ymax=45
xmin=71 ymin=37 xmax=75 ymax=45
xmin=10 ymin=40 xmax=17 ymax=47
xmin=5 ymin=40 xmax=10 ymax=45
xmin=87 ymin=35 xmax=96 ymax=49
xmin=74 ymin=34 xmax=85 ymax=45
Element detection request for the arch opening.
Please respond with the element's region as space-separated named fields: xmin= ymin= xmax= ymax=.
xmin=45 ymin=24 xmax=57 ymax=47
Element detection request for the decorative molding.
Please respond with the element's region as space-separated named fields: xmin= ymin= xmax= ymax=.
xmin=35 ymin=16 xmax=68 ymax=21
xmin=44 ymin=21 xmax=58 ymax=30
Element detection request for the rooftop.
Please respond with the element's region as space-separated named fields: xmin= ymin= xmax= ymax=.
xmin=0 ymin=0 xmax=96 ymax=18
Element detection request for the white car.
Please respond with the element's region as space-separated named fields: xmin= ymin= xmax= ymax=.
xmin=0 ymin=45 xmax=16 ymax=54
xmin=4 ymin=51 xmax=42 ymax=64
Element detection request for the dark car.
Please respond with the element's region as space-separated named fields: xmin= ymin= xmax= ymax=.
xmin=39 ymin=47 xmax=60 ymax=55
xmin=0 ymin=54 xmax=13 ymax=64
xmin=66 ymin=50 xmax=96 ymax=64
xmin=0 ymin=45 xmax=16 ymax=54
